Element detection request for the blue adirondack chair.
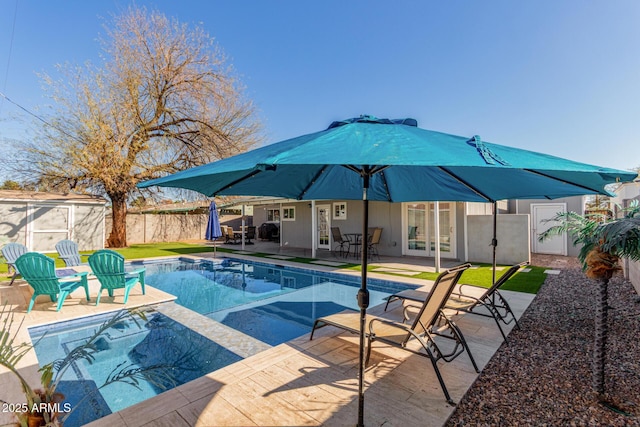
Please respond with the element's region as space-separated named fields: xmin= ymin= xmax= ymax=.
xmin=15 ymin=252 xmax=90 ymax=313
xmin=55 ymin=239 xmax=87 ymax=267
xmin=88 ymin=249 xmax=145 ymax=305
xmin=2 ymin=242 xmax=28 ymax=285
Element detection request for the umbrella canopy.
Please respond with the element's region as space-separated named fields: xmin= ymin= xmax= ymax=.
xmin=205 ymin=201 xmax=222 ymax=241
xmin=139 ymin=115 xmax=636 ymax=426
xmin=139 ymin=116 xmax=632 ymax=203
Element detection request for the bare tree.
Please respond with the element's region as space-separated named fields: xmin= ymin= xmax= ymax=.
xmin=18 ymin=7 xmax=262 ymax=247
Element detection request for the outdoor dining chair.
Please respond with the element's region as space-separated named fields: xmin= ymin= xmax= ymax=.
xmin=310 ymin=263 xmax=477 ymax=404
xmin=2 ymin=242 xmax=28 ymax=285
xmin=88 ymin=249 xmax=146 ymax=305
xmin=55 ymin=239 xmax=88 ymax=267
xmin=15 ymin=252 xmax=90 ymax=313
xmin=245 ymin=226 xmax=256 ymax=243
xmin=384 ymin=261 xmax=528 ymax=342
xmin=331 ymin=227 xmax=350 ymax=258
xmin=222 ymin=226 xmax=239 ymax=244
xmin=367 ymin=227 xmax=383 ymax=260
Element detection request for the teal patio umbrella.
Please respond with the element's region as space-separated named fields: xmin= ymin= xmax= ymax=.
xmin=139 ymin=115 xmax=635 ymax=426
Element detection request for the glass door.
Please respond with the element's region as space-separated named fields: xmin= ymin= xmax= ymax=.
xmin=405 ymin=203 xmax=427 ymax=256
xmin=316 ymin=205 xmax=330 ymax=250
xmin=429 ymin=202 xmax=455 ymax=257
xmin=404 ymin=202 xmax=456 ymax=258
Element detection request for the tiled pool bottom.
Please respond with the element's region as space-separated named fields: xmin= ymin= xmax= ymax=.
xmin=29 ymin=309 xmax=242 ymax=427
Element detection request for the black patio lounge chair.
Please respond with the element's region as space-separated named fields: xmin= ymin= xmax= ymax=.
xmin=384 ymin=261 xmax=528 ymax=342
xmin=310 ymin=263 xmax=478 ymax=404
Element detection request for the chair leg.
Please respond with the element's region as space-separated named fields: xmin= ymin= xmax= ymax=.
xmin=56 ymin=292 xmax=69 ymax=311
xmin=139 ymin=272 xmax=146 ymax=295
xmin=429 ymin=356 xmax=455 ymax=405
xmin=448 ymin=320 xmax=480 ymax=373
xmin=123 ymin=286 xmax=132 ymax=304
xmin=27 ymin=295 xmax=37 ymax=313
xmin=309 ymin=319 xmax=324 ymax=340
xmin=9 ymin=272 xmax=18 ymax=286
xmin=96 ymin=289 xmax=103 ymax=306
xmin=384 ymin=296 xmax=399 ymax=312
xmin=83 ymin=284 xmax=90 ymax=301
xmin=491 ymin=315 xmax=509 ymax=342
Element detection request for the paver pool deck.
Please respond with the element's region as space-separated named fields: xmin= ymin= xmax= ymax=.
xmin=0 ymin=252 xmax=535 ymax=427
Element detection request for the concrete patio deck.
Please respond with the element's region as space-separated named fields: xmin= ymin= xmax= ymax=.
xmin=0 ymin=246 xmax=538 ymax=426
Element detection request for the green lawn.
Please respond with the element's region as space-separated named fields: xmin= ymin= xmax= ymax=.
xmin=1 ymin=242 xmax=547 ymax=293
xmin=413 ymin=264 xmax=547 ymax=294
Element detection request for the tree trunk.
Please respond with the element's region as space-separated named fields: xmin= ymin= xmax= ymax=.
xmin=107 ymin=192 xmax=128 ymax=248
xmin=593 ymin=277 xmax=609 ymax=397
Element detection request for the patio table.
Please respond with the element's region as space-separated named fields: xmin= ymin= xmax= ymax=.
xmin=344 ymin=233 xmax=362 ymax=258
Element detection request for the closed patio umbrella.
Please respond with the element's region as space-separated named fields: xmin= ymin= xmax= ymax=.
xmin=139 ymin=115 xmax=635 ymax=426
xmin=205 ymin=200 xmax=222 ymax=257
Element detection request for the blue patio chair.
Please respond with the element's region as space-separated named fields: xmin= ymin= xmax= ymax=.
xmin=55 ymin=239 xmax=88 ymax=267
xmin=15 ymin=252 xmax=90 ymax=313
xmin=88 ymin=249 xmax=145 ymax=305
xmin=2 ymin=242 xmax=28 ymax=285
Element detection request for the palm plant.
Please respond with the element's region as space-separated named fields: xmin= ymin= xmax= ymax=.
xmin=538 ymin=201 xmax=640 ymax=400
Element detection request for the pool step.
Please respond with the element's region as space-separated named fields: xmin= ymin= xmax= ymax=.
xmin=155 ymin=302 xmax=272 ymax=359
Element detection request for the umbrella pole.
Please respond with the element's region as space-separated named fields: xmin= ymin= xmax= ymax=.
xmin=357 ymin=172 xmax=371 ymax=427
xmin=492 ymin=201 xmax=498 ymax=285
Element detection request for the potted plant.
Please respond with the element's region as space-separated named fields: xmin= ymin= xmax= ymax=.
xmin=0 ymin=305 xmax=173 ymax=426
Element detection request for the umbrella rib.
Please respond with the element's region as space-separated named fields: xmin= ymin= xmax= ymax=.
xmin=298 ymin=165 xmax=329 ymax=199
xmin=340 ymin=165 xmax=392 ymax=200
xmin=378 ymin=170 xmax=393 ymax=202
xmin=524 ymin=169 xmax=605 ymax=194
xmin=438 ymin=166 xmax=493 ymax=202
xmin=215 ymin=169 xmax=263 ymax=195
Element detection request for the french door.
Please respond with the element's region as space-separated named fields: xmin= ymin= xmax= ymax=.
xmin=316 ymin=204 xmax=331 ymax=250
xmin=404 ymin=202 xmax=455 ymax=258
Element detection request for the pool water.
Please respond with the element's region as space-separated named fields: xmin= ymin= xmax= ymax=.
xmin=29 ymin=257 xmax=417 ymax=426
xmin=29 ymin=309 xmax=242 ymax=427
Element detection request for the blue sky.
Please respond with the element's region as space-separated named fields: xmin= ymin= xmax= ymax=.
xmin=1 ymin=0 xmax=639 ymax=179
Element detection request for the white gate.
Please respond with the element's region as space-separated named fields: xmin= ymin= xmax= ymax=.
xmin=532 ymin=203 xmax=567 ymax=255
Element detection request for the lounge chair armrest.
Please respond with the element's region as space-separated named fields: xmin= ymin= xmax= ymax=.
xmin=403 ymin=303 xmax=423 ymax=323
xmin=126 ymin=268 xmax=146 ymax=276
xmin=449 ymin=291 xmax=481 ymax=303
xmin=457 ymin=283 xmax=482 ymax=295
xmin=368 ymin=317 xmax=410 ymax=335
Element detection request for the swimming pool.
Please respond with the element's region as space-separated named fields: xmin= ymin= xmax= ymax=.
xmin=29 ymin=257 xmax=417 ymax=426
xmin=29 ymin=308 xmax=241 ymax=427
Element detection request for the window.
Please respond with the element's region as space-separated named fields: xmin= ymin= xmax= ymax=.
xmin=282 ymin=206 xmax=295 ymax=221
xmin=266 ymin=208 xmax=280 ymax=222
xmin=333 ymin=202 xmax=347 ymax=220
